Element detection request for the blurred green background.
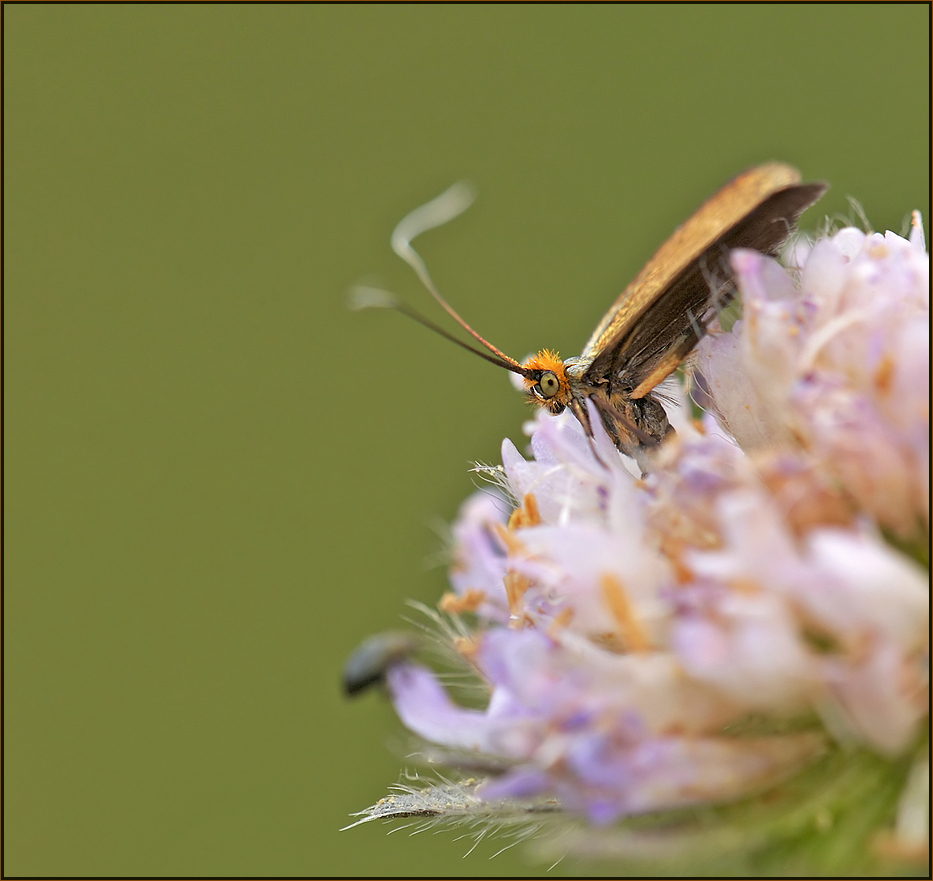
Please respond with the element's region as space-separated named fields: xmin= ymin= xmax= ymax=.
xmin=5 ymin=4 xmax=929 ymax=876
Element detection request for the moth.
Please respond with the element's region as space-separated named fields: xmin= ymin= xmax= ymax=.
xmin=355 ymin=163 xmax=827 ymax=468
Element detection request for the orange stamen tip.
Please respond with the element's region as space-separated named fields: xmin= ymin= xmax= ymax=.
xmin=524 ymin=494 xmax=541 ymax=524
xmin=504 ymin=570 xmax=532 ymax=616
xmin=439 ymin=589 xmax=486 ymax=614
xmin=874 ymin=353 xmax=895 ymax=394
xmin=493 ymin=521 xmax=525 ymax=554
xmin=601 ymin=573 xmax=652 ymax=652
xmin=730 ymin=577 xmax=762 ymax=595
xmin=454 ymin=635 xmax=480 ymax=662
xmin=659 ymin=536 xmax=697 ymax=584
xmin=508 ymin=493 xmax=542 ymax=530
xmin=547 ymin=607 xmax=575 ymax=640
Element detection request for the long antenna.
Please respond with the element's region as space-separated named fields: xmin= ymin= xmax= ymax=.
xmin=348 ymin=286 xmax=527 ymax=374
xmin=388 ymin=182 xmax=527 ymax=372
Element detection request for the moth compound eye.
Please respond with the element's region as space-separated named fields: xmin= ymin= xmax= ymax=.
xmin=538 ymin=371 xmax=560 ymax=399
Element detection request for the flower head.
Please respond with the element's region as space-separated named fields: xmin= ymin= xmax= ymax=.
xmin=349 ymin=215 xmax=929 ymax=871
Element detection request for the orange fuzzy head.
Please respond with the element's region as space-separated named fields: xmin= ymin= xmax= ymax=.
xmin=521 ymin=349 xmax=572 ymax=414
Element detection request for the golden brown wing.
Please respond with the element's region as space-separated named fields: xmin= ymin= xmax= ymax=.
xmin=581 ymin=163 xmax=826 ymax=396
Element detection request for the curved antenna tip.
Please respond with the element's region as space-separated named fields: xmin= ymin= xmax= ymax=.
xmin=369 ymin=181 xmax=522 ymax=371
xmin=390 ymin=180 xmax=477 ymax=258
xmin=347 ymin=285 xmax=399 ymax=312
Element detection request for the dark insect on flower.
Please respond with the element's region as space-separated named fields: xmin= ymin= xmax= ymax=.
xmin=343 ymin=631 xmax=421 ymax=697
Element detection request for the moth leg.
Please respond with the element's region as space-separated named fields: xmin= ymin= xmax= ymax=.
xmin=599 ymin=393 xmax=674 ymax=474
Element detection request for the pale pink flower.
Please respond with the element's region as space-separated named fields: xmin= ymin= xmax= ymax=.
xmin=348 ymin=212 xmax=929 ymax=871
xmin=696 ymin=214 xmax=929 ymax=537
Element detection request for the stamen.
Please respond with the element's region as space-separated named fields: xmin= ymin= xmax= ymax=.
xmin=504 ymin=571 xmax=533 ymax=622
xmin=493 ymin=522 xmax=525 ymax=555
xmin=659 ymin=537 xmax=696 ymax=584
xmin=508 ymin=493 xmax=541 ymax=529
xmin=453 ymin=635 xmax=480 ymax=664
xmin=874 ymin=352 xmax=895 ymax=395
xmin=439 ymin=589 xmax=486 ymax=615
xmin=601 ymin=574 xmax=652 ymax=652
xmin=547 ymin=607 xmax=575 ymax=640
xmin=730 ymin=577 xmax=762 ymax=595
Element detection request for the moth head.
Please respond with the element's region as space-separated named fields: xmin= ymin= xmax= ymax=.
xmin=522 ymin=349 xmax=571 ymax=414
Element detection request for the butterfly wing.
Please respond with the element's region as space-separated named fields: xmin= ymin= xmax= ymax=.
xmin=582 ymin=163 xmax=827 ymax=398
